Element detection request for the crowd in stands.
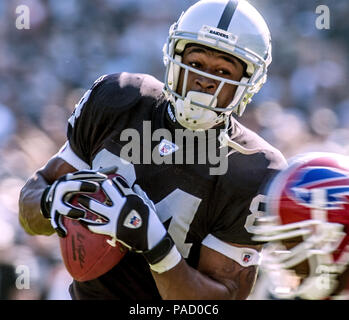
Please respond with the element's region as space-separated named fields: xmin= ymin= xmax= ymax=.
xmin=0 ymin=0 xmax=348 ymax=299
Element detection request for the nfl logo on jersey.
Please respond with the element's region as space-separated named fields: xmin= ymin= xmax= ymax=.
xmin=242 ymin=254 xmax=251 ymax=264
xmin=159 ymin=139 xmax=178 ymax=156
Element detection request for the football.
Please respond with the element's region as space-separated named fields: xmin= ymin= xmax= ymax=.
xmin=59 ymin=174 xmax=127 ymax=282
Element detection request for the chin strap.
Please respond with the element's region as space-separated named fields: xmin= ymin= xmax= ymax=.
xmin=174 ymin=91 xmax=223 ymax=131
xmin=218 ymin=116 xmax=262 ymax=156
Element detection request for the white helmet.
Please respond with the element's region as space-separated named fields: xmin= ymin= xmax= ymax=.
xmin=163 ymin=0 xmax=272 ymax=131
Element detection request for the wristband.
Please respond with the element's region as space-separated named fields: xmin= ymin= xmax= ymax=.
xmin=144 ymin=233 xmax=182 ymax=273
xmin=149 ymin=246 xmax=182 ymax=274
xmin=143 ymin=233 xmax=174 ymax=265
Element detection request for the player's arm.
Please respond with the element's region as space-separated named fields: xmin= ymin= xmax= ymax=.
xmin=18 ymin=156 xmax=77 ymax=236
xmin=18 ymin=75 xmax=114 ymax=237
xmin=19 ymin=154 xmax=109 ymax=237
xmin=151 ymin=242 xmax=261 ymax=300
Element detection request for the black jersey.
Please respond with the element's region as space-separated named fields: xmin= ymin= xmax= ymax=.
xmin=59 ymin=72 xmax=286 ymax=299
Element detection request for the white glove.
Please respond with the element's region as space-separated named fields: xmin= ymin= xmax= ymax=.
xmin=79 ymin=175 xmax=181 ymax=273
xmin=40 ymin=170 xmax=108 ymax=237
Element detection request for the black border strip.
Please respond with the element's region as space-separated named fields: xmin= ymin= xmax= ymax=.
xmin=217 ymin=0 xmax=239 ymax=31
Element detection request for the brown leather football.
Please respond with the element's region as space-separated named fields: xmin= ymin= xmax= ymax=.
xmin=59 ymin=174 xmax=127 ymax=282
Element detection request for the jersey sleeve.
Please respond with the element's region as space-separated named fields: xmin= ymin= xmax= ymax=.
xmin=65 ymin=73 xmax=143 ymax=166
xmin=209 ymin=167 xmax=281 ymax=245
xmin=210 ymin=196 xmax=257 ymax=244
xmin=200 ymin=168 xmax=280 ymax=267
xmin=200 ymin=194 xmax=263 ymax=267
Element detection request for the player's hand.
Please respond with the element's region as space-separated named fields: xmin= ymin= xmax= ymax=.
xmin=79 ymin=176 xmax=182 ymax=273
xmin=40 ymin=170 xmax=108 ymax=237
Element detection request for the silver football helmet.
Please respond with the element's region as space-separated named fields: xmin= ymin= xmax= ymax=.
xmin=163 ymin=0 xmax=272 ymax=131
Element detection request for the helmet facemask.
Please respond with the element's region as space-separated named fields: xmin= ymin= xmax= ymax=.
xmin=253 ymin=212 xmax=347 ymax=299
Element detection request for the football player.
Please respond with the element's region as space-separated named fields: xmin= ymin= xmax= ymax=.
xmin=252 ymin=152 xmax=349 ymax=300
xmin=19 ymin=0 xmax=286 ymax=299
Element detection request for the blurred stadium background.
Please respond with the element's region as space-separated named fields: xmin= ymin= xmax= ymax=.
xmin=0 ymin=0 xmax=348 ymax=299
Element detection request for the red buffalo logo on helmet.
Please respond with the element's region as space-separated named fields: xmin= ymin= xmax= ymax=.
xmin=268 ymin=155 xmax=349 ymax=227
xmin=287 ymin=167 xmax=349 ymax=210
